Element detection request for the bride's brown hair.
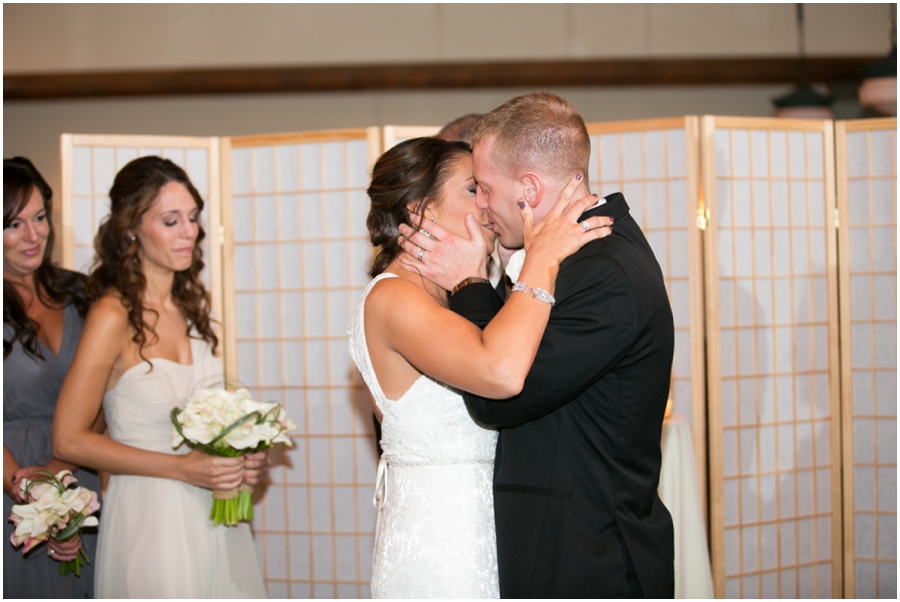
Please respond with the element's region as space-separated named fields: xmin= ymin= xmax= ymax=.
xmin=366 ymin=137 xmax=471 ymax=277
xmin=88 ymin=156 xmax=218 ymax=363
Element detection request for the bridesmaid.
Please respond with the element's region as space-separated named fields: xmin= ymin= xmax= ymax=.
xmin=3 ymin=157 xmax=104 ymax=598
xmin=52 ymin=156 xmax=267 ymax=598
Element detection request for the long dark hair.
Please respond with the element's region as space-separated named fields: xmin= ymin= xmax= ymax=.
xmin=366 ymin=137 xmax=472 ymax=277
xmin=3 ymin=157 xmax=90 ymax=360
xmin=88 ymin=156 xmax=217 ymax=363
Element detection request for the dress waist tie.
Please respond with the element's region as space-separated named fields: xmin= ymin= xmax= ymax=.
xmin=373 ymin=455 xmax=493 ymax=512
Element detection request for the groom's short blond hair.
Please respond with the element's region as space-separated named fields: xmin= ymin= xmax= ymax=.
xmin=471 ymin=92 xmax=590 ymax=182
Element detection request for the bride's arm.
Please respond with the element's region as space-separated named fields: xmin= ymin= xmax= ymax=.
xmin=370 ymin=179 xmax=610 ymax=399
xmin=52 ymin=295 xmax=244 ymax=491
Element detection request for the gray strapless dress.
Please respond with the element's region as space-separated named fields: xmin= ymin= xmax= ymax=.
xmin=4 ymin=303 xmax=101 ymax=599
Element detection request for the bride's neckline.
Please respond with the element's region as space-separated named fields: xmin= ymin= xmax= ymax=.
xmin=382 ymin=267 xmax=448 ymax=308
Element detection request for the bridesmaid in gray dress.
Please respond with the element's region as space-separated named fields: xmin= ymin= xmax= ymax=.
xmin=3 ymin=157 xmax=103 ymax=598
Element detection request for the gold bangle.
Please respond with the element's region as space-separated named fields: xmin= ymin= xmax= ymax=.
xmin=450 ymin=277 xmax=491 ymax=297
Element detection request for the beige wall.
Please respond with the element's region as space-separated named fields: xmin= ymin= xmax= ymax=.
xmin=4 ymin=3 xmax=888 ymax=73
xmin=4 ymin=3 xmax=893 ymax=206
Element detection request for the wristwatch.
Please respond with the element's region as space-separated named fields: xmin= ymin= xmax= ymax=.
xmin=449 ymin=277 xmax=491 ymax=297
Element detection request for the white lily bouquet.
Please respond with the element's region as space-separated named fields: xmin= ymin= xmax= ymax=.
xmin=8 ymin=470 xmax=100 ymax=576
xmin=171 ymin=385 xmax=297 ymax=526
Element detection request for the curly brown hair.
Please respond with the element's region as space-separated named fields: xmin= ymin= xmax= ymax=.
xmin=87 ymin=156 xmax=217 ymax=364
xmin=3 ymin=157 xmax=91 ymax=360
xmin=366 ymin=137 xmax=472 ymax=277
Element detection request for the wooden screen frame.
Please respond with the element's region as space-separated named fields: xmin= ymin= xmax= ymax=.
xmin=55 ymin=115 xmax=894 ymax=599
xmin=220 ymin=127 xmax=381 ymax=378
xmin=585 ymin=117 xmax=708 ymax=510
xmin=218 ymin=127 xmax=381 ymax=598
xmin=59 ymin=133 xmax=224 ymax=338
xmin=701 ymin=116 xmax=843 ymax=597
xmin=381 ymin=125 xmax=441 ymax=149
xmin=835 ymin=117 xmax=898 ymax=599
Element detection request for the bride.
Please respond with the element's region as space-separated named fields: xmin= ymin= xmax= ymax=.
xmin=53 ymin=156 xmax=267 ymax=598
xmin=349 ymin=137 xmax=611 ymax=597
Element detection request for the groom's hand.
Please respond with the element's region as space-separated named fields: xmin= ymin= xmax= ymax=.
xmin=397 ymin=213 xmax=489 ymax=291
xmin=496 ymin=242 xmax=519 ymax=273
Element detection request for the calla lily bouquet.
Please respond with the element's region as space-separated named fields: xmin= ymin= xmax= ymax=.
xmin=8 ymin=470 xmax=100 ymax=576
xmin=171 ymin=385 xmax=296 ymax=526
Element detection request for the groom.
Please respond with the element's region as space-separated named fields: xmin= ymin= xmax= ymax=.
xmin=400 ymin=92 xmax=675 ymax=597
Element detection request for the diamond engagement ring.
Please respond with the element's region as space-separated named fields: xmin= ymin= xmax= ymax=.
xmin=417 ymin=247 xmax=425 ymax=262
xmin=582 ymin=220 xmax=591 ymax=232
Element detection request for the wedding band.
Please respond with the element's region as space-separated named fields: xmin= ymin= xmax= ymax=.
xmin=418 ymin=228 xmax=436 ymax=241
xmin=417 ymin=248 xmax=425 ymax=262
xmin=582 ymin=220 xmax=591 ymax=232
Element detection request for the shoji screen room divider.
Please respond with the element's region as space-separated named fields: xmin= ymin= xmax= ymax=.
xmin=586 ymin=117 xmax=707 ymax=503
xmin=701 ymin=117 xmax=843 ymax=598
xmin=59 ymin=116 xmax=895 ymax=599
xmin=835 ymin=119 xmax=897 ymax=599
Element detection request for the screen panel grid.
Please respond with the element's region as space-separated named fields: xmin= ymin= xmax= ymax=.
xmin=587 ymin=119 xmax=706 ymax=486
xmin=838 ymin=121 xmax=897 ymax=599
xmin=705 ymin=119 xmax=841 ymax=598
xmin=225 ymin=133 xmax=376 ymax=598
xmin=63 ymin=136 xmax=216 ymax=294
xmin=56 ymin=118 xmax=894 ymax=599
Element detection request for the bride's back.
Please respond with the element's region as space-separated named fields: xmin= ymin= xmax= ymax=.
xmin=350 ymin=273 xmax=497 ymax=464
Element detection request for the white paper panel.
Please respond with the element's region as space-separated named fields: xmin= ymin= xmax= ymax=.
xmin=227 ymin=132 xmax=375 ymax=598
xmin=63 ymin=139 xmax=215 ymax=294
xmin=587 ymin=121 xmax=702 ymax=434
xmin=707 ymin=121 xmax=841 ymax=598
xmin=839 ymin=124 xmax=897 ymax=599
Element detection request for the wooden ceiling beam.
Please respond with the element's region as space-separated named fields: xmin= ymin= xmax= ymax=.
xmin=4 ymin=57 xmax=879 ymax=101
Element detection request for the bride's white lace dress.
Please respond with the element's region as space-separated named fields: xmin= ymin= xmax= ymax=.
xmin=349 ymin=273 xmax=500 ymax=599
xmin=96 ymin=335 xmax=267 ymax=598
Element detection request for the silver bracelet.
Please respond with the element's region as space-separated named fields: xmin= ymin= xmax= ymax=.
xmin=510 ymin=282 xmax=555 ymax=306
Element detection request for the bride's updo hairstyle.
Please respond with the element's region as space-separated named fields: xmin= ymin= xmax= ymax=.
xmin=89 ymin=156 xmax=218 ymax=361
xmin=366 ymin=137 xmax=471 ymax=277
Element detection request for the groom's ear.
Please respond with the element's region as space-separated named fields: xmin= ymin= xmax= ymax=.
xmin=521 ymin=173 xmax=543 ymax=208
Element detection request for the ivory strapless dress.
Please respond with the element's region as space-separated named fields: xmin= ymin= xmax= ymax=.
xmin=96 ymin=336 xmax=267 ymax=598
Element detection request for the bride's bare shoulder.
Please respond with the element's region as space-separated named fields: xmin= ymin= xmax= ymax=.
xmin=366 ymin=273 xmax=430 ymax=305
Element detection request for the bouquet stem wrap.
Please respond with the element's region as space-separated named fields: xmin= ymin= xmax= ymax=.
xmin=210 ymin=484 xmax=254 ymax=526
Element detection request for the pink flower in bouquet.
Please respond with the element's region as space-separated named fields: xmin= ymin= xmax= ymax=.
xmin=8 ymin=470 xmax=100 ymax=575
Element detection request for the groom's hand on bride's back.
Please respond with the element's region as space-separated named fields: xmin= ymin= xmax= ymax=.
xmin=397 ymin=214 xmax=490 ymax=291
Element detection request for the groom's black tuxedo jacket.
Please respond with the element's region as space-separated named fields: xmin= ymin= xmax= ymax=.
xmin=449 ymin=193 xmax=675 ymax=598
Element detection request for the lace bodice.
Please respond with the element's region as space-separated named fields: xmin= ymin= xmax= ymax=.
xmin=349 ymin=274 xmax=497 ymax=466
xmin=349 ymin=273 xmax=500 ymax=598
